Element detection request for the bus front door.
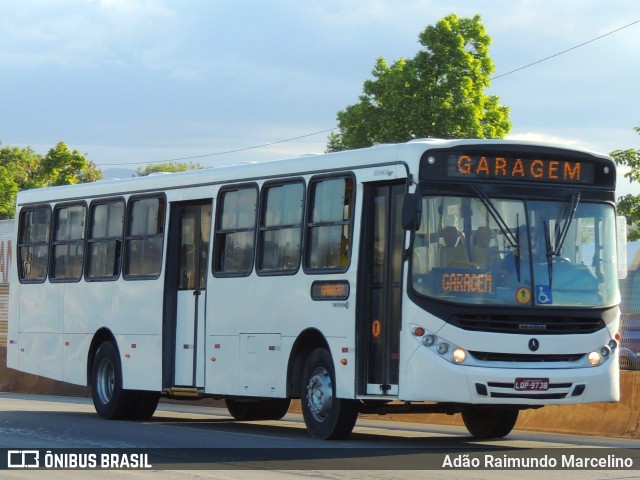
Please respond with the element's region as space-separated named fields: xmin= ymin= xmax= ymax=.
xmin=359 ymin=182 xmax=405 ymax=396
xmin=167 ymin=201 xmax=212 ymax=388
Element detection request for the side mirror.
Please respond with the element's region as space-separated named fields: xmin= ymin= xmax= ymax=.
xmin=402 ymin=193 xmax=421 ymax=231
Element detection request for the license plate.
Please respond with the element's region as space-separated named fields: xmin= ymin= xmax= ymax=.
xmin=514 ymin=377 xmax=549 ymax=391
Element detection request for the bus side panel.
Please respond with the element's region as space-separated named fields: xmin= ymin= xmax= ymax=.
xmin=205 ymin=335 xmax=239 ymax=396
xmin=18 ymin=332 xmax=63 ymax=381
xmin=19 ymin=283 xmax=62 ymax=333
xmin=12 ymin=282 xmax=63 ymax=380
xmin=111 ymin=280 xmax=164 ymax=335
xmin=64 ymin=282 xmax=113 ymax=335
xmin=238 ymin=333 xmax=282 ymax=396
xmin=62 ymin=333 xmax=92 ymax=385
xmin=204 ymin=274 xmax=357 ymax=399
xmin=326 ymin=335 xmax=356 ymax=399
xmin=117 ymin=334 xmax=162 ymax=391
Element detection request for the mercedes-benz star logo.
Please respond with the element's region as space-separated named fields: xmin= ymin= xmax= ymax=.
xmin=528 ymin=338 xmax=540 ymax=352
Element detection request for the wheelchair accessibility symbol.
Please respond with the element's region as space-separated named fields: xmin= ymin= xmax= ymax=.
xmin=536 ymin=285 xmax=553 ymax=305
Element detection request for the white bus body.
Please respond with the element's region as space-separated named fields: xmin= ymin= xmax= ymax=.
xmin=7 ymin=139 xmax=621 ymax=439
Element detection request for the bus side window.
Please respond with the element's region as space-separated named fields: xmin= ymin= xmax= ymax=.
xmin=51 ymin=203 xmax=86 ymax=282
xmin=86 ymin=199 xmax=125 ymax=280
xmin=17 ymin=206 xmax=51 ymax=283
xmin=257 ymin=180 xmax=304 ymax=274
xmin=305 ymin=175 xmax=354 ymax=271
xmin=124 ymin=196 xmax=165 ymax=278
xmin=213 ymin=185 xmax=257 ymax=276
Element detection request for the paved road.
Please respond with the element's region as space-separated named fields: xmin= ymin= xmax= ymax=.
xmin=0 ymin=393 xmax=637 ymax=480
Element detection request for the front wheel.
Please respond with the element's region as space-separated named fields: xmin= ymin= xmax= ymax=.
xmin=461 ymin=405 xmax=519 ymax=438
xmin=300 ymin=348 xmax=358 ymax=440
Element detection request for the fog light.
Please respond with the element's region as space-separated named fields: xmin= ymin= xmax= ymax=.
xmin=452 ymin=348 xmax=467 ymax=364
xmin=588 ymin=351 xmax=602 ymax=366
xmin=422 ymin=334 xmax=436 ymax=347
xmin=436 ymin=342 xmax=449 ymax=355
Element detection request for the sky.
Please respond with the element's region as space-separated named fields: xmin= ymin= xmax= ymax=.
xmin=1 ymin=0 xmax=639 ymax=197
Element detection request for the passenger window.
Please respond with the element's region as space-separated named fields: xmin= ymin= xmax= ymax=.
xmin=125 ymin=196 xmax=165 ymax=278
xmin=213 ymin=185 xmax=257 ymax=276
xmin=305 ymin=176 xmax=354 ymax=271
xmin=18 ymin=207 xmax=51 ymax=282
xmin=51 ymin=204 xmax=86 ymax=281
xmin=258 ymin=181 xmax=304 ymax=273
xmin=87 ymin=199 xmax=125 ymax=280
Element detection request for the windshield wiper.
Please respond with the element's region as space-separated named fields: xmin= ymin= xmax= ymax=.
xmin=471 ymin=185 xmax=521 ymax=280
xmin=553 ymin=191 xmax=581 ymax=256
xmin=543 ymin=220 xmax=553 ymax=288
xmin=542 ymin=192 xmax=581 ymax=289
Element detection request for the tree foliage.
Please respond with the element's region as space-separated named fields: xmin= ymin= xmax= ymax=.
xmin=0 ymin=141 xmax=102 ymax=219
xmin=38 ymin=141 xmax=102 ymax=186
xmin=135 ymin=161 xmax=202 ymax=177
xmin=327 ymin=14 xmax=511 ymax=152
xmin=611 ymin=125 xmax=640 ymax=241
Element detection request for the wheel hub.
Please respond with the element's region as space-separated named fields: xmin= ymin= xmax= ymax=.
xmin=96 ymin=357 xmax=115 ymax=405
xmin=306 ymin=367 xmax=333 ymax=423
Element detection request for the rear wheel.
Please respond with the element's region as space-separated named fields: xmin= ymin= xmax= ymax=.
xmin=128 ymin=391 xmax=160 ymax=420
xmin=91 ymin=341 xmax=135 ymax=420
xmin=300 ymin=348 xmax=358 ymax=440
xmin=225 ymin=398 xmax=291 ymax=421
xmin=461 ymin=405 xmax=519 ymax=438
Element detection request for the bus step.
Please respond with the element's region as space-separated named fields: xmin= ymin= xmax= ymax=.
xmin=167 ymin=387 xmax=202 ymax=397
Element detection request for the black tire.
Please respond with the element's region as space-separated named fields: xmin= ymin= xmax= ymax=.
xmin=256 ymin=398 xmax=291 ymax=420
xmin=225 ymin=398 xmax=291 ymax=421
xmin=128 ymin=391 xmax=160 ymax=420
xmin=300 ymin=348 xmax=358 ymax=440
xmin=226 ymin=398 xmax=261 ymax=420
xmin=461 ymin=405 xmax=519 ymax=438
xmin=90 ymin=341 xmax=135 ymax=420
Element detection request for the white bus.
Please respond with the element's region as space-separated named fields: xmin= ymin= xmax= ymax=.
xmin=7 ymin=139 xmax=623 ymax=439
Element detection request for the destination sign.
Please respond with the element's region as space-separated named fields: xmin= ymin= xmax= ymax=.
xmin=441 ymin=271 xmax=493 ymax=294
xmin=447 ymin=154 xmax=595 ymax=185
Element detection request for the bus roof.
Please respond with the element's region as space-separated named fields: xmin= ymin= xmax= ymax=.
xmin=16 ymin=138 xmax=612 ymax=206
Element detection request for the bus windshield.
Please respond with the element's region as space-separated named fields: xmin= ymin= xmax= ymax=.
xmin=410 ymin=193 xmax=619 ymax=307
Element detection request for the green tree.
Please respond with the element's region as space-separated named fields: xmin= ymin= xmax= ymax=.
xmin=0 ymin=144 xmax=43 ymax=218
xmin=136 ymin=161 xmax=202 ymax=176
xmin=611 ymin=125 xmax=640 ymax=241
xmin=0 ymin=141 xmax=103 ymax=219
xmin=38 ymin=141 xmax=103 ymax=187
xmin=327 ymin=14 xmax=511 ymax=152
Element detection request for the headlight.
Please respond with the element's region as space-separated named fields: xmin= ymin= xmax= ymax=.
xmin=422 ymin=334 xmax=436 ymax=347
xmin=588 ymin=351 xmax=602 ymax=366
xmin=411 ymin=325 xmax=467 ymax=365
xmin=452 ymin=348 xmax=467 ymax=364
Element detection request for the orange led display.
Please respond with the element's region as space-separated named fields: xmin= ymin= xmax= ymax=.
xmin=311 ymin=280 xmax=350 ymax=301
xmin=441 ymin=272 xmax=493 ymax=293
xmin=449 ymin=154 xmax=593 ymax=184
